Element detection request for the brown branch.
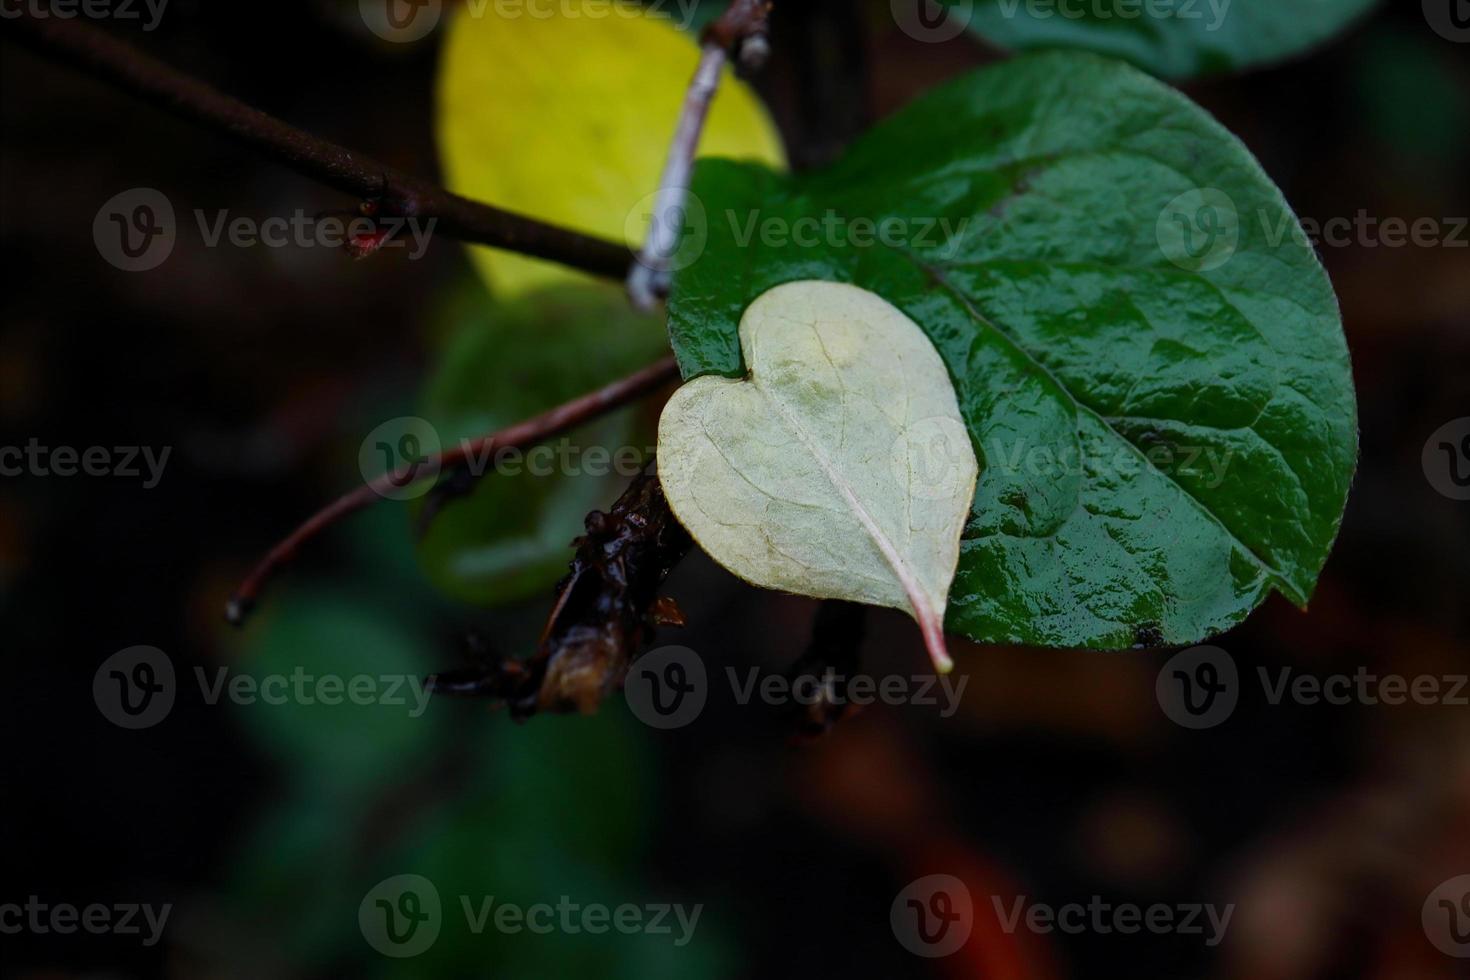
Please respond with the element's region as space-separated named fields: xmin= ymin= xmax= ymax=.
xmin=0 ymin=9 xmax=631 ymax=278
xmin=226 ymin=355 xmax=681 ymax=625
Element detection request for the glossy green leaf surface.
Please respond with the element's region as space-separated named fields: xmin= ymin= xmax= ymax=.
xmin=950 ymin=0 xmax=1375 ymax=78
xmin=666 ymin=53 xmax=1357 ymax=649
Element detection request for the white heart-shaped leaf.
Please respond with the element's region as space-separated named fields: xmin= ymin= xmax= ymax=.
xmin=657 ymin=281 xmax=979 ymax=672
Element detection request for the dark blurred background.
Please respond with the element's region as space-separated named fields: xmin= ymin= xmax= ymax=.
xmin=1 ymin=1 xmax=1467 ymax=978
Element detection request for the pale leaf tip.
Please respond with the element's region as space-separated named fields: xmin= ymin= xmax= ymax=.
xmin=917 ymin=607 xmax=954 ymax=674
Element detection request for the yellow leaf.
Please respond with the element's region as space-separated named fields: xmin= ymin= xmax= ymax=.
xmin=657 ymin=282 xmax=979 ymax=673
xmin=435 ymin=2 xmax=786 ymax=298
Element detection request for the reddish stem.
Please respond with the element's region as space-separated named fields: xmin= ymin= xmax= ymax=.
xmin=226 ymin=355 xmax=681 ymax=625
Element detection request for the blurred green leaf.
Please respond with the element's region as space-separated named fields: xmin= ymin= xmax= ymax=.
xmin=368 ymin=711 xmax=729 ymax=980
xmin=952 ymin=0 xmax=1375 ymax=78
xmin=414 ymin=285 xmax=669 ymax=606
xmin=221 ymin=598 xmax=726 ymax=979
xmin=233 ymin=588 xmax=443 ymax=792
xmin=1355 ymin=30 xmax=1470 ymax=177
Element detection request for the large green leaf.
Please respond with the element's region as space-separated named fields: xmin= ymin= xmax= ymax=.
xmin=666 ymin=52 xmax=1357 ymax=650
xmin=948 ymin=0 xmax=1376 ymax=78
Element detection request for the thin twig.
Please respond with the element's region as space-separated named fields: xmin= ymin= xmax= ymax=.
xmin=226 ymin=355 xmax=681 ymax=625
xmin=0 ymin=9 xmax=631 ymax=278
xmin=627 ymin=0 xmax=772 ymax=309
xmin=627 ymin=44 xmax=727 ymax=309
